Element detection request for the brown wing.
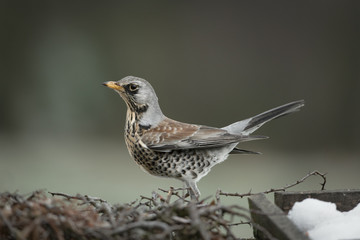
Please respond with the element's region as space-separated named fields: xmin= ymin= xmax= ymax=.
xmin=141 ymin=118 xmax=264 ymax=152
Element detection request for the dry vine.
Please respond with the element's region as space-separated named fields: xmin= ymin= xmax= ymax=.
xmin=0 ymin=170 xmax=327 ymax=240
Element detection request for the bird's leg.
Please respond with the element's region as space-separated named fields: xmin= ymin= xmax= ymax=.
xmin=182 ymin=182 xmax=187 ymax=199
xmin=185 ymin=181 xmax=200 ymax=201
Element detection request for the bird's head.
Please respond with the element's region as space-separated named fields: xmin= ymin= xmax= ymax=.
xmin=103 ymin=76 xmax=164 ymax=125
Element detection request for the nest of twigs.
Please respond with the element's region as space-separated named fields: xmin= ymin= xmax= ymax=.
xmin=0 ymin=171 xmax=327 ymax=240
xmin=0 ymin=188 xmax=250 ymax=240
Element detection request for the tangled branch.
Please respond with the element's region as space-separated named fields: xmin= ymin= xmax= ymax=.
xmin=0 ymin=170 xmax=328 ymax=239
xmin=0 ymin=190 xmax=249 ymax=240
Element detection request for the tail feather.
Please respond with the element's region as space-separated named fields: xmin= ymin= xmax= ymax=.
xmin=230 ymin=147 xmax=261 ymax=154
xmin=223 ymin=100 xmax=305 ymax=136
xmin=238 ymin=135 xmax=269 ymax=142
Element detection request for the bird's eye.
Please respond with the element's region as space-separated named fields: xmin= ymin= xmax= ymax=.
xmin=128 ymin=83 xmax=139 ymax=92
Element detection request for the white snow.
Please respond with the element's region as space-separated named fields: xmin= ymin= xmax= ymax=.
xmin=288 ymin=198 xmax=360 ymax=240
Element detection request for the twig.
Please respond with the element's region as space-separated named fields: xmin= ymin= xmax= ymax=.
xmin=227 ymin=221 xmax=251 ymax=226
xmin=188 ymin=202 xmax=211 ymax=240
xmin=0 ymin=211 xmax=24 ymax=240
xmin=165 ymin=187 xmax=174 ymax=203
xmin=171 ymin=216 xmax=191 ymax=224
xmin=219 ymin=170 xmax=327 ymax=197
xmin=141 ymin=192 xmax=161 ymax=207
xmin=158 ymin=187 xmax=190 ymax=203
xmin=111 ymin=220 xmax=170 ymax=234
xmin=48 ymin=192 xmax=81 ymax=200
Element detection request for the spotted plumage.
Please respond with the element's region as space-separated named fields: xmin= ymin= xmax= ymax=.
xmin=103 ymin=76 xmax=304 ymax=199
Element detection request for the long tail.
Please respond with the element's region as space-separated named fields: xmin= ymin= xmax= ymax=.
xmin=222 ymin=100 xmax=305 ymax=136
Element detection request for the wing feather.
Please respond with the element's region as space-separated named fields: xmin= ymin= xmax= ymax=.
xmin=141 ymin=118 xmax=265 ymax=152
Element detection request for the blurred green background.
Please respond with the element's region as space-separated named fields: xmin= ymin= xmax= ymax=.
xmin=1 ymin=1 xmax=360 ymax=237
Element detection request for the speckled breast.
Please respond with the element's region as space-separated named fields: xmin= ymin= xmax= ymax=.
xmin=125 ymin=128 xmax=215 ymax=181
xmin=124 ymin=115 xmax=175 ymax=178
xmin=124 ymin=111 xmax=215 ymax=181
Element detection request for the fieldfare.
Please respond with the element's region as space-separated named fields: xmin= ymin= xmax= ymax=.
xmin=103 ymin=76 xmax=304 ymax=199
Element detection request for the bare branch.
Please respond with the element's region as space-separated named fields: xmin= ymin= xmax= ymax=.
xmin=219 ymin=170 xmax=327 ymax=197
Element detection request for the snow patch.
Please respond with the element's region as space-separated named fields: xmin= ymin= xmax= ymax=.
xmin=288 ymin=198 xmax=360 ymax=240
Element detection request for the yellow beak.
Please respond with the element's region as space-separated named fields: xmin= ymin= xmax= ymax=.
xmin=102 ymin=81 xmax=124 ymax=91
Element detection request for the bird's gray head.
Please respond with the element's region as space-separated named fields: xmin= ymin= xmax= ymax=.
xmin=103 ymin=76 xmax=164 ymax=126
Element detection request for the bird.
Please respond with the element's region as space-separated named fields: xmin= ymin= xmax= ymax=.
xmin=103 ymin=76 xmax=304 ymax=199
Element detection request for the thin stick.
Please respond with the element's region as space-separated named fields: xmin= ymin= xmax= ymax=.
xmin=219 ymin=170 xmax=327 ymax=197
